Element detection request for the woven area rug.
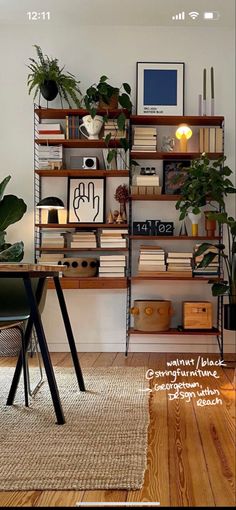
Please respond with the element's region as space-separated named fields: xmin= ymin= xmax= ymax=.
xmin=0 ymin=366 xmax=149 ymax=491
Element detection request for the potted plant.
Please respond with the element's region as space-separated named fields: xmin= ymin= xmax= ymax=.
xmin=83 ymin=75 xmax=137 ymax=170
xmin=27 ymin=45 xmax=82 ymax=107
xmin=175 ymin=153 xmax=236 ymax=236
xmin=0 ymin=176 xmax=27 ymax=262
xmin=173 ymin=153 xmax=236 ymax=330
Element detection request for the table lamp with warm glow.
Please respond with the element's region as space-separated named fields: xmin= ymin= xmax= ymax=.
xmin=36 ymin=196 xmax=64 ymax=224
xmin=175 ymin=124 xmax=193 ymax=152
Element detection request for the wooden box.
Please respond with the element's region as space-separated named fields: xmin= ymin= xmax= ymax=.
xmin=183 ymin=301 xmax=213 ymax=329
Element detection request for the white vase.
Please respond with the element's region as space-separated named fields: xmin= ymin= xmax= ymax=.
xmin=188 ymin=211 xmax=202 ymax=236
xmin=79 ymin=115 xmax=103 ymax=140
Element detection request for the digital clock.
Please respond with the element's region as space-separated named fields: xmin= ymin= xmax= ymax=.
xmin=27 ymin=12 xmax=51 ymax=21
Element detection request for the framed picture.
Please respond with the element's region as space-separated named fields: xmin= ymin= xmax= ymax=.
xmin=68 ymin=177 xmax=105 ymax=223
xmin=163 ymin=160 xmax=190 ymax=195
xmin=136 ymin=62 xmax=185 ymax=115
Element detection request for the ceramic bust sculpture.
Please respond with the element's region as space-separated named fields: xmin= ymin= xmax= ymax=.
xmin=161 ymin=136 xmax=175 ymax=152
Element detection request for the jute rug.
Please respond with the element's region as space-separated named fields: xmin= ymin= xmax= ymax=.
xmin=0 ymin=366 xmax=149 ymax=491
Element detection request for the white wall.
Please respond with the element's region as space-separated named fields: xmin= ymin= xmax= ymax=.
xmin=0 ymin=22 xmax=235 ymax=352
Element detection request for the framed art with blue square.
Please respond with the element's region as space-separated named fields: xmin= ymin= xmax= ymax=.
xmin=136 ymin=62 xmax=185 ymax=115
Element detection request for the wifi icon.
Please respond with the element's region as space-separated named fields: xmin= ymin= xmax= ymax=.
xmin=189 ymin=11 xmax=199 ymax=20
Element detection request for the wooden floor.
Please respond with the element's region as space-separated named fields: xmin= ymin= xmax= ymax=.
xmin=0 ymin=352 xmax=235 ymax=507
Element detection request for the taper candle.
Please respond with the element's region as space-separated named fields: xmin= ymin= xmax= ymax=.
xmin=203 ymin=68 xmax=206 ymax=100
xmin=211 ymin=66 xmax=214 ymax=99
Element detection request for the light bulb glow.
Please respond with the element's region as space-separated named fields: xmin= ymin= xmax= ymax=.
xmin=175 ymin=124 xmax=193 ymax=140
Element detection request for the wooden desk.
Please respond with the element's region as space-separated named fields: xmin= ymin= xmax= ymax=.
xmin=0 ymin=264 xmax=85 ymax=424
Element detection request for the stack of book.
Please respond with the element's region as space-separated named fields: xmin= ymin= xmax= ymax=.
xmin=100 ymin=229 xmax=128 ymax=248
xmin=37 ymin=252 xmax=63 ymax=265
xmin=199 ymin=127 xmax=223 ymax=153
xmin=138 ymin=245 xmax=166 ymax=276
xmin=41 ymin=232 xmax=65 ymax=249
xmin=166 ymin=251 xmax=193 ymax=277
xmin=193 ymin=244 xmax=219 ymax=277
xmin=35 ymin=144 xmax=63 ymax=170
xmin=99 ymin=255 xmax=126 ymax=278
xmin=65 ymin=115 xmax=80 ymax=139
xmin=103 ymin=119 xmax=128 ymax=139
xmin=70 ymin=231 xmax=97 ymax=249
xmin=36 ymin=123 xmax=65 ymax=140
xmin=132 ymin=126 xmax=157 ymax=152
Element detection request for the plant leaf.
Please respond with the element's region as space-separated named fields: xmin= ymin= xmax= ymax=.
xmin=0 ymin=242 xmax=24 ymax=262
xmin=0 ymin=195 xmax=27 ymax=231
xmin=0 ymin=176 xmax=11 ymax=201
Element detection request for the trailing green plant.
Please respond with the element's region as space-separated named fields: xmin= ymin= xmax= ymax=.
xmin=0 ymin=176 xmax=27 ymax=262
xmin=27 ymin=45 xmax=81 ymax=107
xmin=174 ymin=154 xmax=235 ymax=219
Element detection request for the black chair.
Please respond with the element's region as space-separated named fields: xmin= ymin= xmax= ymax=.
xmin=0 ymin=278 xmax=46 ymax=406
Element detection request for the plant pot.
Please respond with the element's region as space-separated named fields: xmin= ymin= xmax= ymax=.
xmin=40 ymin=80 xmax=58 ymax=101
xmin=224 ymin=304 xmax=236 ymax=330
xmin=99 ymin=92 xmax=119 ymax=110
xmin=204 ymin=212 xmax=216 ymax=237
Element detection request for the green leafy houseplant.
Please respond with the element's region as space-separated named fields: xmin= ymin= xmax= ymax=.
xmin=27 ymin=45 xmax=81 ymax=108
xmin=175 ymin=154 xmax=235 ymax=219
xmin=0 ymin=176 xmax=27 ymax=262
xmin=173 ymin=153 xmax=236 ymax=325
xmin=83 ymin=75 xmax=137 ymax=169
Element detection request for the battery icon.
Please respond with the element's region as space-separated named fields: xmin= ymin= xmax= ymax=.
xmin=203 ymin=11 xmax=220 ymax=20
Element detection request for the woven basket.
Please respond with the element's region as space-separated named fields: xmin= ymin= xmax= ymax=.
xmin=99 ymin=93 xmax=118 ymax=110
xmin=0 ymin=328 xmax=21 ymax=356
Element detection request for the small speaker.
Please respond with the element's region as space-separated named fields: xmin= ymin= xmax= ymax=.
xmin=58 ymin=258 xmax=99 ymax=277
xmin=82 ymin=157 xmax=98 ymax=170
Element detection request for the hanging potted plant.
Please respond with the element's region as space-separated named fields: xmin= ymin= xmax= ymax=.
xmin=27 ymin=45 xmax=82 ymax=107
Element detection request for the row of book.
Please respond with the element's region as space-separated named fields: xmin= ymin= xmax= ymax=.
xmin=35 ymin=144 xmax=63 ymax=170
xmin=36 ymin=123 xmax=65 ymax=139
xmin=65 ymin=115 xmax=80 ymax=139
xmin=98 ymin=255 xmax=126 ymax=277
xmin=39 ymin=229 xmax=128 ymax=249
xmin=193 ymin=244 xmax=219 ymax=276
xmin=132 ymin=126 xmax=157 ymax=152
xmin=138 ymin=246 xmax=166 ymax=276
xmin=199 ymin=127 xmax=223 ymax=153
xmin=166 ymin=251 xmax=192 ymax=276
xmin=103 ymin=119 xmax=128 ymax=139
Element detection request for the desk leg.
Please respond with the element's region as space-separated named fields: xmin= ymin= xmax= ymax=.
xmin=53 ymin=276 xmax=85 ymax=392
xmin=7 ymin=278 xmax=44 ymax=406
xmin=24 ymin=276 xmax=65 ymax=425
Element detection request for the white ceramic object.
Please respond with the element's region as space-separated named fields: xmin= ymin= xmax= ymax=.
xmin=188 ymin=211 xmax=202 ymax=236
xmin=79 ymin=115 xmax=103 ymax=140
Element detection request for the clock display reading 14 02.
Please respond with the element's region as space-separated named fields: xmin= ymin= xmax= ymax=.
xmin=27 ymin=12 xmax=51 ymax=21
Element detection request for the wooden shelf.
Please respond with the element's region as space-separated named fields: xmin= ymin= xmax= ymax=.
xmin=129 ymin=327 xmax=220 ymax=336
xmin=35 ymin=139 xmax=123 ymax=148
xmin=35 ymin=108 xmax=129 ymax=120
xmin=39 ymin=247 xmax=128 ymax=252
xmin=48 ymin=277 xmax=127 ymax=289
xmin=35 ymin=169 xmax=129 ymax=177
xmin=131 ymin=151 xmax=223 ymax=160
xmin=130 ymin=115 xmax=224 ymax=126
xmin=130 ymin=235 xmax=221 ymax=240
xmin=130 ymin=276 xmax=219 ymax=281
xmin=36 ymin=223 xmax=128 ymax=229
xmin=130 ymin=194 xmax=180 ymax=201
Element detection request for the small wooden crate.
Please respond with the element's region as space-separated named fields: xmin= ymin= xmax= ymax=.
xmin=183 ymin=301 xmax=213 ymax=329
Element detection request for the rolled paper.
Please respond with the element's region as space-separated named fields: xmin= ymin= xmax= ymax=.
xmin=203 ymin=68 xmax=206 ymax=100
xmin=211 ymin=66 xmax=214 ymax=99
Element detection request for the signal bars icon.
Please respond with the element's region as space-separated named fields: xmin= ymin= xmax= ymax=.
xmin=172 ymin=12 xmax=185 ymax=20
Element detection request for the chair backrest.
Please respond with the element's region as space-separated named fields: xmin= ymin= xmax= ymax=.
xmin=0 ymin=278 xmax=47 ymax=321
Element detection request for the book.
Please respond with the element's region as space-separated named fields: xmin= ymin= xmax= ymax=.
xmin=99 ymin=266 xmax=124 ymax=273
xmin=199 ymin=128 xmax=204 ymax=152
xmin=36 ymin=134 xmax=65 ymax=140
xmin=139 ymin=255 xmax=165 ymax=260
xmin=209 ymin=128 xmax=216 ymax=152
xmin=100 ymin=261 xmax=126 ymax=267
xmin=168 ymin=252 xmax=193 ymax=258
xmin=132 ymin=146 xmax=157 ymax=151
xmin=203 ymin=128 xmax=209 ymax=152
xmin=99 ymin=255 xmax=126 ymax=261
xmin=139 ymin=265 xmax=166 ymax=271
xmin=98 ymin=272 xmax=125 ymax=277
xmin=215 ymin=128 xmax=223 ymax=152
